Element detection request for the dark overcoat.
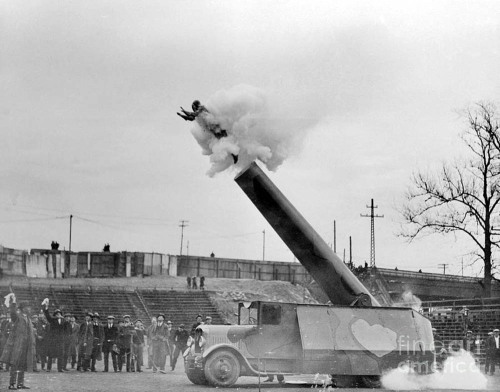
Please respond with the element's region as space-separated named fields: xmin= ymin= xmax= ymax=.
xmin=43 ymin=308 xmax=68 ymax=357
xmin=78 ymin=321 xmax=94 ymax=358
xmin=0 ymin=304 xmax=35 ymax=370
xmin=486 ymin=335 xmax=499 ymax=355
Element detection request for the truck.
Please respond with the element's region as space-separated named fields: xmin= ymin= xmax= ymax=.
xmin=184 ymin=162 xmax=435 ymax=387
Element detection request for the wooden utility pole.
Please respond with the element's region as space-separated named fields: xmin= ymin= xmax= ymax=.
xmin=262 ymin=229 xmax=266 ymax=261
xmin=69 ymin=214 xmax=73 ymax=253
xmin=438 ymin=263 xmax=449 ymax=274
xmin=179 ymin=220 xmax=189 ymax=256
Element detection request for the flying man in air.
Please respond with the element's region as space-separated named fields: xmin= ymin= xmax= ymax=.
xmin=177 ymin=100 xmax=238 ymax=163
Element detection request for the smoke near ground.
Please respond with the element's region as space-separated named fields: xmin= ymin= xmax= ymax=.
xmin=381 ymin=350 xmax=487 ymax=390
xmin=189 ymin=84 xmax=308 ymax=176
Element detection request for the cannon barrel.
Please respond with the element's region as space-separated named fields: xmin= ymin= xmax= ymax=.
xmin=235 ymin=162 xmax=380 ymax=307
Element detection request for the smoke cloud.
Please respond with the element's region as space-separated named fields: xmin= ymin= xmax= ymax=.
xmin=381 ymin=350 xmax=487 ymax=390
xmin=188 ymin=84 xmax=308 ymax=176
xmin=393 ymin=289 xmax=422 ymax=312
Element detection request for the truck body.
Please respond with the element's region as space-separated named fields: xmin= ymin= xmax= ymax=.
xmin=185 ymin=162 xmax=435 ymax=387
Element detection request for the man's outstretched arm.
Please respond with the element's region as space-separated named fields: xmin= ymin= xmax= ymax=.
xmin=177 ymin=107 xmax=196 ymax=121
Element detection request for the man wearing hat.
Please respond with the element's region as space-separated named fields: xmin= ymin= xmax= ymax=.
xmin=151 ymin=314 xmax=169 ymax=372
xmin=190 ymin=314 xmax=203 ymax=336
xmin=462 ymin=330 xmax=475 ymax=353
xmin=132 ymin=319 xmax=145 ymax=372
xmin=171 ymin=323 xmax=189 ymax=370
xmin=102 ymin=315 xmax=118 ymax=372
xmin=42 ymin=299 xmax=68 ymax=372
xmin=61 ymin=313 xmax=71 ymax=371
xmin=485 ymin=328 xmax=500 ymax=375
xmin=77 ymin=312 xmax=94 ymax=371
xmin=117 ymin=315 xmax=136 ymax=372
xmin=166 ymin=320 xmax=175 ymax=369
xmin=67 ymin=315 xmax=79 ymax=369
xmin=0 ymin=294 xmax=35 ymax=390
xmin=90 ymin=312 xmax=104 ymax=372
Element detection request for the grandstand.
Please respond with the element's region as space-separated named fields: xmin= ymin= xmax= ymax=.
xmin=1 ymin=283 xmax=223 ymax=328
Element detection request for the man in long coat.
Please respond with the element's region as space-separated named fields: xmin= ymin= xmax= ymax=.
xmin=485 ymin=329 xmax=500 ymax=375
xmin=42 ymin=300 xmax=68 ymax=372
xmin=151 ymin=314 xmax=169 ymax=372
xmin=67 ymin=315 xmax=80 ymax=369
xmin=102 ymin=315 xmax=118 ymax=372
xmin=0 ymin=294 xmax=35 ymax=390
xmin=77 ymin=312 xmax=94 ymax=371
xmin=90 ymin=313 xmax=104 ymax=372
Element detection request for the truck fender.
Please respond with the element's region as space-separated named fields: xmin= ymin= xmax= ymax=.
xmin=202 ymin=344 xmax=260 ymax=376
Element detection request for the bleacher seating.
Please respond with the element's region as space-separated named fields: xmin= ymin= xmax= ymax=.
xmin=424 ymin=301 xmax=500 ymax=364
xmin=1 ymin=284 xmax=223 ymax=329
xmin=140 ymin=290 xmax=224 ymax=327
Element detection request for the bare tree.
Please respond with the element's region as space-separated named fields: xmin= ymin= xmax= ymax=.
xmin=400 ymin=102 xmax=500 ymax=297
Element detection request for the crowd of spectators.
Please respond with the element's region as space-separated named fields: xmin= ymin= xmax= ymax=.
xmin=0 ymin=295 xmax=214 ymax=389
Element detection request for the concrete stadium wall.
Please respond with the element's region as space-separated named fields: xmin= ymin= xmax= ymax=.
xmin=376 ymin=267 xmax=500 ymax=301
xmin=2 ymin=245 xmax=499 ymax=302
xmin=175 ymin=255 xmax=311 ymax=283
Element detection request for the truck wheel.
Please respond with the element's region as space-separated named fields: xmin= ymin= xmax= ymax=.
xmin=360 ymin=375 xmax=381 ymax=388
xmin=186 ymin=366 xmax=208 ymax=385
xmin=204 ymin=350 xmax=240 ymax=387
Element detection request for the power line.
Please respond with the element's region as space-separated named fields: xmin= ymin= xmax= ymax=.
xmin=0 ymin=216 xmax=69 ymax=223
xmin=0 ymin=203 xmax=175 ymax=224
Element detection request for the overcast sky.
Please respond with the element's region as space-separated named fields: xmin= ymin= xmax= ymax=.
xmin=1 ymin=1 xmax=500 ymax=277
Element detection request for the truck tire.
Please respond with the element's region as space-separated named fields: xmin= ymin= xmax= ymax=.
xmin=186 ymin=366 xmax=208 ymax=385
xmin=204 ymin=350 xmax=240 ymax=387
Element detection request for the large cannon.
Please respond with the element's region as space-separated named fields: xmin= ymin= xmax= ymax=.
xmin=235 ymin=161 xmax=379 ymax=307
xmin=184 ymin=162 xmax=434 ymax=388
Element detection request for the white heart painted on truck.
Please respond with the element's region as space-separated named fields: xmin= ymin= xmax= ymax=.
xmin=350 ymin=319 xmax=398 ymax=357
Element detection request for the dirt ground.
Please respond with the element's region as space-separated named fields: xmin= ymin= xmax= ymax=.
xmin=2 ymin=360 xmax=500 ymax=392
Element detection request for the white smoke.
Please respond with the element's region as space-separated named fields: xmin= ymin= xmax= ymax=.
xmin=382 ymin=350 xmax=487 ymax=390
xmin=188 ymin=84 xmax=307 ymax=176
xmin=394 ymin=289 xmax=422 ymax=312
